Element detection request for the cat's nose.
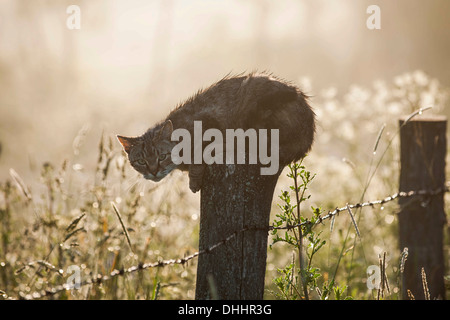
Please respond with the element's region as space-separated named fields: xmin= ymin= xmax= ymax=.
xmin=144 ymin=163 xmax=158 ymax=177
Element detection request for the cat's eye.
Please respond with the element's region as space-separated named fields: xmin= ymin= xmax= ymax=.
xmin=136 ymin=159 xmax=147 ymax=166
xmin=159 ymin=154 xmax=168 ymax=161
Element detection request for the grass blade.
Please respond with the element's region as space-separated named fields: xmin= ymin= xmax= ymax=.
xmin=111 ymin=202 xmax=133 ymax=253
xmin=372 ymin=123 xmax=386 ymax=155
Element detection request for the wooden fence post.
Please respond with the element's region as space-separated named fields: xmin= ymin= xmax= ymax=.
xmin=398 ymin=116 xmax=447 ymax=300
xmin=195 ymin=163 xmax=281 ymax=300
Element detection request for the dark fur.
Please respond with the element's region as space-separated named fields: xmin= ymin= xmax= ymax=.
xmin=165 ymin=71 xmax=315 ymax=167
xmin=118 ymin=71 xmax=316 ymax=192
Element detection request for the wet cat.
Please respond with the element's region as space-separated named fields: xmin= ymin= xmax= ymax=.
xmin=117 ymin=72 xmax=315 ymax=193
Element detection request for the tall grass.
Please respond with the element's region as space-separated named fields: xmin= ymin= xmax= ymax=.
xmin=0 ymin=132 xmax=200 ymax=300
xmin=268 ymin=70 xmax=450 ymax=299
xmin=0 ymin=70 xmax=449 ymax=300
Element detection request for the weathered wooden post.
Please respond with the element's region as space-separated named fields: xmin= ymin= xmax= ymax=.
xmin=398 ymin=115 xmax=447 ymax=300
xmin=195 ymin=163 xmax=281 ymax=300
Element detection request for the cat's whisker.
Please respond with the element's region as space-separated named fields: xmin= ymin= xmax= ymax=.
xmin=124 ymin=174 xmax=141 ymax=194
xmin=140 ymin=181 xmax=148 ymax=194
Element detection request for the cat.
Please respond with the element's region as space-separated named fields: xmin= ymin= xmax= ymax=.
xmin=117 ymin=72 xmax=316 ymax=193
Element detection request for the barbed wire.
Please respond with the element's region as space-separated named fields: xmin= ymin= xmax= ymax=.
xmin=272 ymin=183 xmax=449 ymax=231
xmin=10 ymin=183 xmax=449 ymax=300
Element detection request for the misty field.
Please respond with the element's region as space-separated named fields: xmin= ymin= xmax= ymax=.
xmin=1 ymin=69 xmax=449 ymax=300
xmin=1 ymin=1 xmax=450 ymax=300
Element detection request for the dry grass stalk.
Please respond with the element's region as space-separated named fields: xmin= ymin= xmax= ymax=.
xmin=421 ymin=267 xmax=430 ymax=300
xmin=400 ymin=247 xmax=408 ymax=273
xmin=111 ymin=202 xmax=133 ymax=253
xmin=377 ymin=252 xmax=390 ymax=300
xmin=346 ymin=204 xmax=360 ymax=238
xmin=9 ymin=168 xmax=32 ymax=202
xmin=372 ymin=123 xmax=386 ymax=155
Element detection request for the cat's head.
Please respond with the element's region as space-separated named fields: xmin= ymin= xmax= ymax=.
xmin=117 ymin=120 xmax=177 ymax=182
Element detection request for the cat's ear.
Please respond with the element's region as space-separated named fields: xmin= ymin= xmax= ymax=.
xmin=117 ymin=135 xmax=141 ymax=154
xmin=154 ymin=120 xmax=173 ymax=141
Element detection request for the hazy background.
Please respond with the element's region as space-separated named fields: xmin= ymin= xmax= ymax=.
xmin=1 ymin=0 xmax=450 ymax=179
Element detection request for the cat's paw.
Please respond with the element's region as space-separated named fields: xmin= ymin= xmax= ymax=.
xmin=188 ymin=164 xmax=205 ymax=193
xmin=189 ymin=179 xmax=202 ymax=193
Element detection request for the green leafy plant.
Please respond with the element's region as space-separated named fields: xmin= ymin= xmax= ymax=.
xmin=270 ymin=159 xmax=352 ymax=300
